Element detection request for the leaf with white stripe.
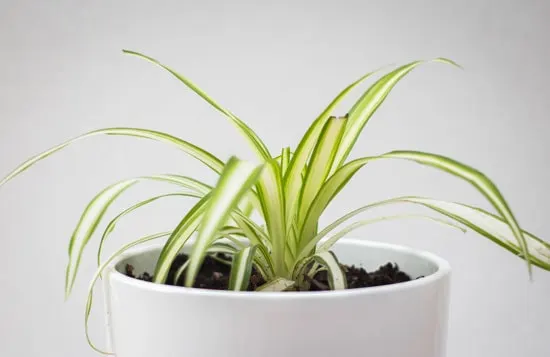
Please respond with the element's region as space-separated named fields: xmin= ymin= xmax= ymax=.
xmin=316 ymin=214 xmax=465 ymax=253
xmin=283 ymin=67 xmax=385 ymax=224
xmin=185 ymin=157 xmax=265 ymax=287
xmin=401 ymin=197 xmax=550 ymax=270
xmin=85 ymin=231 xmax=171 ymax=355
xmin=255 ymin=159 xmax=287 ymax=275
xmin=64 ymin=178 xmax=137 ymax=298
xmin=97 ymin=192 xmax=202 ymax=267
xmin=229 ymin=245 xmax=258 ymax=291
xmin=0 ymin=128 xmax=225 ymax=190
xmin=298 ymin=116 xmax=347 ymax=225
xmin=65 ymin=173 xmax=213 ymax=297
xmin=312 ymin=251 xmax=347 ymax=290
xmin=381 ymin=150 xmax=533 ymax=275
xmin=123 ymin=50 xmax=271 ymax=160
xmin=331 ymin=58 xmax=460 ymax=172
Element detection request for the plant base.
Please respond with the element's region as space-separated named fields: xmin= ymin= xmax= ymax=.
xmin=125 ymin=253 xmax=415 ymax=291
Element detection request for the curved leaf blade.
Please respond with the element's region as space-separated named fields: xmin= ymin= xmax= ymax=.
xmin=97 ymin=192 xmax=202 ymax=267
xmin=400 ymin=197 xmax=550 ymax=271
xmin=312 ymin=251 xmax=347 ymax=290
xmin=65 ymin=179 xmax=138 ymax=298
xmin=85 ymin=231 xmax=171 ymax=355
xmin=0 ymin=128 xmax=224 ymax=191
xmin=332 ymin=58 xmax=461 ymax=172
xmin=316 ymin=214 xmax=466 ymax=253
xmin=123 ymin=50 xmax=271 ymax=160
xmin=381 ymin=150 xmax=532 ymax=275
xmin=65 ymin=173 xmax=213 ymax=297
xmin=185 ymin=157 xmax=265 ymax=287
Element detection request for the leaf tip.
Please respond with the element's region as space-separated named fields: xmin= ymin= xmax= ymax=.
xmin=433 ymin=57 xmax=464 ymax=70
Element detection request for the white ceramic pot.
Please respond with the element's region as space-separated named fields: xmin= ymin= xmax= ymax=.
xmin=102 ymin=239 xmax=451 ymax=357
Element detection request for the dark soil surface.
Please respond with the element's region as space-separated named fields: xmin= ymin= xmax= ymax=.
xmin=125 ymin=253 xmax=416 ymax=291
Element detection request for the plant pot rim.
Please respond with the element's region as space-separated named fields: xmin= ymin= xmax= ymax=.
xmin=106 ymin=238 xmax=451 ymax=299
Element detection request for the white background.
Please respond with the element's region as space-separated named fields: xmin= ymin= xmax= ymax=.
xmin=1 ymin=1 xmax=549 ymax=356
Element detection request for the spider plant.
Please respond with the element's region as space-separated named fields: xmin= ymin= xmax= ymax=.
xmin=1 ymin=50 xmax=549 ymax=311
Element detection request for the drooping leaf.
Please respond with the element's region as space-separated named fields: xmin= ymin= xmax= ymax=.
xmin=0 ymin=128 xmax=225 ymax=191
xmin=85 ymin=231 xmax=171 ymax=355
xmin=123 ymin=50 xmax=271 ymax=160
xmin=184 ymin=157 xmax=265 ymax=287
xmin=400 ymin=197 xmax=550 ymax=270
xmin=65 ymin=173 xmax=214 ymax=296
xmin=316 ymin=214 xmax=466 ymax=253
xmin=299 ymin=148 xmax=535 ymax=277
xmin=381 ymin=150 xmax=533 ymax=275
xmin=97 ymin=192 xmax=202 ymax=267
xmin=65 ymin=178 xmax=137 ymax=298
xmin=229 ymin=245 xmax=258 ymax=291
xmin=313 ymin=193 xmax=549 ymax=271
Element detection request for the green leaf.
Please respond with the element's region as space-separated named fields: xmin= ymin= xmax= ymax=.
xmin=316 ymin=214 xmax=466 ymax=253
xmin=173 ymin=241 xmax=240 ymax=285
xmin=85 ymin=231 xmax=171 ymax=355
xmin=255 ymin=159 xmax=287 ymax=276
xmin=153 ymin=194 xmax=211 ymax=283
xmin=208 ymin=241 xmax=240 ymax=255
xmin=229 ymin=245 xmax=258 ymax=291
xmin=299 ymin=156 xmax=376 ymax=254
xmin=256 ymin=277 xmax=296 ymax=292
xmin=123 ymin=50 xmax=271 ymax=160
xmin=65 ymin=178 xmax=138 ymax=298
xmin=381 ymin=150 xmax=533 ymax=276
xmin=0 ymin=128 xmax=225 ymax=191
xmin=252 ymin=244 xmax=273 ymax=280
xmin=400 ymin=197 xmax=550 ymax=271
xmin=172 ymin=260 xmax=190 ymax=285
xmin=215 ymin=228 xmax=248 ymax=249
xmin=299 ymin=148 xmax=535 ymax=276
xmin=298 ymin=116 xmax=347 ymax=225
xmin=97 ymin=192 xmax=202 ymax=267
xmin=229 ymin=209 xmax=272 ymax=250
xmin=312 ymin=251 xmax=347 ymax=290
xmin=331 ymin=58 xmax=461 ymax=172
xmin=64 ymin=173 xmax=213 ymax=297
xmin=184 ymin=157 xmax=265 ymax=287
xmin=283 ymin=67 xmax=385 ymax=224
xmin=280 ymin=146 xmax=291 ymax=177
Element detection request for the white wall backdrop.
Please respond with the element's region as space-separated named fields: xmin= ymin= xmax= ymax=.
xmin=1 ymin=1 xmax=549 ymax=356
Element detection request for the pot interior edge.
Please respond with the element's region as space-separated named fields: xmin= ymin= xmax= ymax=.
xmin=114 ymin=239 xmax=443 ymax=281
